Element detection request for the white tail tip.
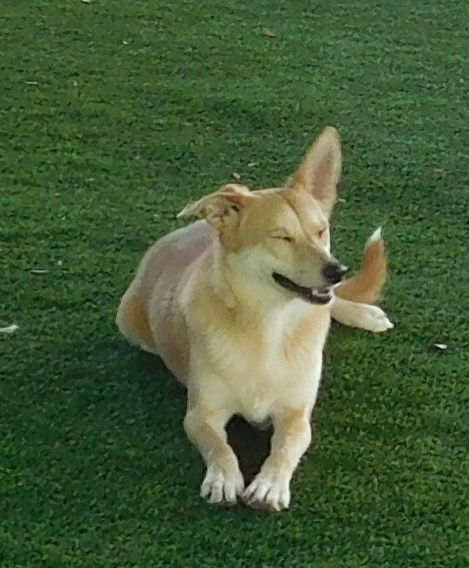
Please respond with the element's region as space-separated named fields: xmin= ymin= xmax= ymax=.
xmin=367 ymin=226 xmax=383 ymax=245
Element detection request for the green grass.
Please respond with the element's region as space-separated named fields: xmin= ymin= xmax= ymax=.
xmin=1 ymin=1 xmax=468 ymax=566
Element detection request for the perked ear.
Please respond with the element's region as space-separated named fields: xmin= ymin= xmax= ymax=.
xmin=290 ymin=126 xmax=342 ymax=216
xmin=177 ymin=184 xmax=252 ymax=229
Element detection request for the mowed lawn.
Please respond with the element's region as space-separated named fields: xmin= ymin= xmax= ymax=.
xmin=1 ymin=1 xmax=468 ymax=566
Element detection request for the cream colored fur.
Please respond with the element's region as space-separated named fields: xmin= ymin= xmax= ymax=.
xmin=116 ymin=127 xmax=393 ymax=512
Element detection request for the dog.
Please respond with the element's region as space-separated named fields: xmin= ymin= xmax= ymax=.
xmin=116 ymin=126 xmax=393 ymax=512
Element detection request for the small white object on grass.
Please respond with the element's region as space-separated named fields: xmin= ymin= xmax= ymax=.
xmin=434 ymin=343 xmax=448 ymax=350
xmin=262 ymin=28 xmax=276 ymax=38
xmin=0 ymin=324 xmax=19 ymax=334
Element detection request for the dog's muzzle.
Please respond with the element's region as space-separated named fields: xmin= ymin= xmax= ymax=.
xmin=272 ymin=273 xmax=333 ymax=304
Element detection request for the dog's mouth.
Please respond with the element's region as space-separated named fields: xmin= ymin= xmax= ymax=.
xmin=272 ymin=272 xmax=332 ymax=304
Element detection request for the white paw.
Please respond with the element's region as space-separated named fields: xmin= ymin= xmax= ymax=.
xmin=243 ymin=472 xmax=290 ymax=512
xmin=200 ymin=464 xmax=244 ymax=505
xmin=358 ymin=305 xmax=394 ymax=333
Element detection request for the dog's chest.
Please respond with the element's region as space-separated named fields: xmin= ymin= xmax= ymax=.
xmin=207 ymin=305 xmax=330 ymax=421
xmin=231 ymin=360 xmax=309 ymax=423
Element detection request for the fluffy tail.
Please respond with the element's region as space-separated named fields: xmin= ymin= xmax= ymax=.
xmin=336 ymin=227 xmax=388 ymax=305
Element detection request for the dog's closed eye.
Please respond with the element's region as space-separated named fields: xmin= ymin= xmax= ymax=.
xmin=271 ymin=232 xmax=293 ymax=243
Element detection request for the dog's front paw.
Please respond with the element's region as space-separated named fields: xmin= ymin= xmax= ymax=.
xmin=358 ymin=305 xmax=394 ymax=333
xmin=201 ymin=464 xmax=244 ymax=505
xmin=243 ymin=472 xmax=290 ymax=512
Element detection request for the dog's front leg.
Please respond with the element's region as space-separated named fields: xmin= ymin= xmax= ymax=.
xmin=184 ymin=404 xmax=244 ymax=506
xmin=331 ymin=296 xmax=393 ymax=332
xmin=243 ymin=407 xmax=311 ymax=512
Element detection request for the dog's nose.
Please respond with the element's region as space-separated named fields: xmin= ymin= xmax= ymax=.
xmin=322 ymin=261 xmax=349 ymax=284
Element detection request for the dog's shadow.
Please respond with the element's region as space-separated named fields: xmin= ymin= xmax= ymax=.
xmin=226 ymin=416 xmax=272 ymax=484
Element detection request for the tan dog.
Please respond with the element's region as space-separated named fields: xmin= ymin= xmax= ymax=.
xmin=116 ymin=127 xmax=393 ymax=511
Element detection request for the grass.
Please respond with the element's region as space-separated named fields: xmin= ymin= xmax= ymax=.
xmin=1 ymin=0 xmax=468 ymax=566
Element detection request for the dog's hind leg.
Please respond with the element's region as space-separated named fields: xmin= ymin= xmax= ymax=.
xmin=116 ymin=287 xmax=158 ymax=354
xmin=331 ymin=296 xmax=393 ymax=333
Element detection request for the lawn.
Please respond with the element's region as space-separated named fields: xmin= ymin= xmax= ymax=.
xmin=1 ymin=1 xmax=468 ymax=566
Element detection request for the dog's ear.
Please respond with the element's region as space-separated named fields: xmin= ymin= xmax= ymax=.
xmin=289 ymin=126 xmax=342 ymax=217
xmin=177 ymin=184 xmax=252 ymax=229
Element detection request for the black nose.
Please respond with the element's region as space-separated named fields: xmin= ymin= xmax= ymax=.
xmin=322 ymin=261 xmax=349 ymax=284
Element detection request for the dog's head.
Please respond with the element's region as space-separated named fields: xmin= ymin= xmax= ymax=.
xmin=178 ymin=127 xmax=348 ymax=304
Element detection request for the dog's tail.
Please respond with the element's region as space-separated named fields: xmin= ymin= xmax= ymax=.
xmin=336 ymin=227 xmax=388 ymax=305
